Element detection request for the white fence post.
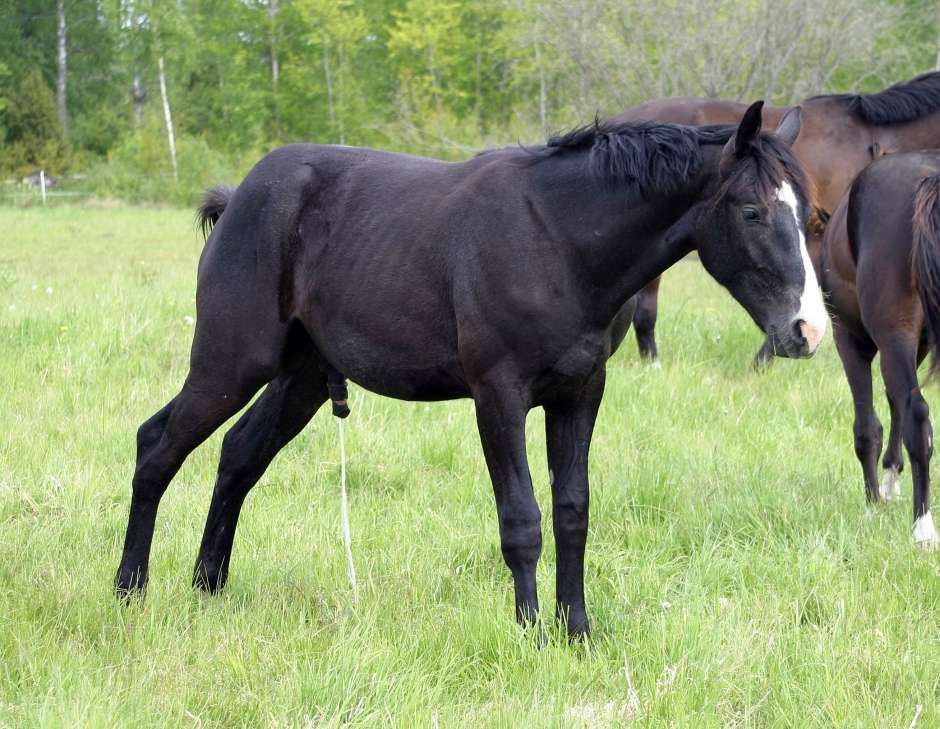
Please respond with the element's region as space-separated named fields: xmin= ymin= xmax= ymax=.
xmin=40 ymin=170 xmax=47 ymax=206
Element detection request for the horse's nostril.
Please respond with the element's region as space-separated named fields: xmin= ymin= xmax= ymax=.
xmin=796 ymin=318 xmax=823 ymax=354
xmin=792 ymin=319 xmax=808 ymax=344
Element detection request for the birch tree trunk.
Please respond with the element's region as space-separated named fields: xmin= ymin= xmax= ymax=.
xmin=936 ymin=0 xmax=940 ymax=71
xmin=269 ymin=0 xmax=280 ymax=132
xmin=534 ymin=35 xmax=547 ymax=134
xmin=323 ymin=32 xmax=336 ymax=139
xmin=56 ymin=0 xmax=68 ymax=142
xmin=158 ymin=56 xmax=178 ymax=181
xmin=270 ymin=0 xmax=279 ymax=85
xmin=337 ymin=45 xmax=346 ymax=145
xmin=132 ymin=72 xmax=145 ymax=129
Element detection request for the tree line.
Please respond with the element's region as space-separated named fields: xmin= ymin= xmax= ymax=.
xmin=0 ymin=0 xmax=937 ymax=203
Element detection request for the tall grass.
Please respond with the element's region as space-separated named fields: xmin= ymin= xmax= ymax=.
xmin=1 ymin=206 xmax=938 ymax=728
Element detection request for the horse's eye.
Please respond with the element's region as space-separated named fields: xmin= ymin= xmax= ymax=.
xmin=741 ymin=206 xmax=760 ymax=222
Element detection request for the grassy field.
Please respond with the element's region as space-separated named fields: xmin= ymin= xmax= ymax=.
xmin=1 ymin=205 xmax=939 ymax=728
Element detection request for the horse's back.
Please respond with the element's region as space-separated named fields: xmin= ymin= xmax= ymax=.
xmin=846 ymin=153 xmax=940 ymax=338
xmin=609 ymin=97 xmax=753 ymax=126
xmin=850 ymin=153 xmax=940 ymax=262
xmin=200 ymin=141 xmax=509 ymax=283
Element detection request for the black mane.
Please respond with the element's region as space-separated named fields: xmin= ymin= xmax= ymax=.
xmin=814 ymin=71 xmax=940 ymax=126
xmin=542 ymin=120 xmax=808 ymax=206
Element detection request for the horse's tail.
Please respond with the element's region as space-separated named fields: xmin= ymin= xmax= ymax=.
xmin=196 ymin=185 xmax=236 ymax=240
xmin=912 ymin=172 xmax=940 ymax=376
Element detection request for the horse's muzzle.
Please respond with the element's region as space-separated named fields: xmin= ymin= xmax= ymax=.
xmin=768 ymin=318 xmax=820 ymax=359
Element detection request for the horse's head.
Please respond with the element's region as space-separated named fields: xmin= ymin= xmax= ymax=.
xmin=676 ymin=101 xmax=827 ymax=358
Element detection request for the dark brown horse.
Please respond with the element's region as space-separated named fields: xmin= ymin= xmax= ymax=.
xmin=822 ymin=151 xmax=940 ymax=547
xmin=115 ymin=103 xmax=825 ymax=637
xmin=612 ymin=72 xmax=940 ymax=364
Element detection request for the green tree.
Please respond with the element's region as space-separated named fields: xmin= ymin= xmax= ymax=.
xmin=386 ymin=0 xmax=512 ymax=154
xmin=2 ymin=0 xmax=939 ymax=199
xmin=292 ymin=0 xmax=370 ymax=144
xmin=4 ymin=67 xmax=69 ymax=174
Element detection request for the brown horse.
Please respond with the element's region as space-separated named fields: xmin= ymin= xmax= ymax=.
xmin=822 ymin=151 xmax=940 ymax=547
xmin=613 ymin=72 xmax=940 ymax=364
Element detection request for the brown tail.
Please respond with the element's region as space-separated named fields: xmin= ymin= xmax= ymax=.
xmin=912 ymin=172 xmax=940 ymax=377
xmin=195 ymin=185 xmax=236 ymax=240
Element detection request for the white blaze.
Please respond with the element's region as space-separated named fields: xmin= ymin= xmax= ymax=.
xmin=776 ymin=181 xmax=827 ymax=353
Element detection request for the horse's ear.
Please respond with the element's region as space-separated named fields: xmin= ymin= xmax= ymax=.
xmin=774 ymin=106 xmax=802 ymax=147
xmin=721 ymin=100 xmax=764 ymax=173
xmin=734 ymin=100 xmax=764 ymax=156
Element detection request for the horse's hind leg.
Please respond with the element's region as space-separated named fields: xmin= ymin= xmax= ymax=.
xmin=833 ymin=325 xmax=882 ymax=503
xmin=193 ymin=350 xmax=328 ymax=592
xmin=116 ymin=278 xmax=291 ymax=595
xmin=907 ymin=387 xmax=936 ymax=547
xmin=115 ymin=367 xmax=269 ymax=594
xmin=881 ymin=391 xmax=905 ymax=500
xmin=633 ymin=276 xmax=661 ymax=364
xmin=879 ymin=340 xmax=938 ymax=547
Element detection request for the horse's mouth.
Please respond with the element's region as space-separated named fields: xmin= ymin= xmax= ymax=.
xmin=766 ymin=327 xmax=814 ymax=359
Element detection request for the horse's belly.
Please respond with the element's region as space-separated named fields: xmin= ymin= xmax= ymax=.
xmin=346 ymin=360 xmax=470 ymax=401
xmin=314 ymin=324 xmax=469 ymax=401
xmin=300 ymin=244 xmax=466 ymax=399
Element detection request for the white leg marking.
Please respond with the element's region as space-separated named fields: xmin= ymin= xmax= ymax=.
xmin=880 ymin=466 xmax=902 ymax=501
xmin=777 ymin=182 xmax=827 ymax=353
xmin=913 ymin=511 xmax=939 ymax=549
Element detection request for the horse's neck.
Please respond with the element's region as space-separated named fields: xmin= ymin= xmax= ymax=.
xmin=534 ymin=153 xmax=710 ymax=324
xmin=792 ymin=99 xmax=880 ymax=214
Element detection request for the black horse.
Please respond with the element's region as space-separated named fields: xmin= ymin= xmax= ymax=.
xmin=822 ymin=151 xmax=940 ymax=547
xmin=116 ymin=102 xmax=825 ymax=638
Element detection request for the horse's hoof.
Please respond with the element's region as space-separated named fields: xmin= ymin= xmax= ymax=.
xmin=556 ymin=608 xmax=591 ymax=644
xmin=566 ymin=622 xmax=591 ymax=645
xmin=650 ymin=358 xmax=662 ymax=370
xmin=879 ymin=467 xmax=902 ymax=501
xmin=913 ymin=512 xmax=939 ymax=550
xmin=114 ymin=567 xmax=148 ymax=601
xmin=192 ymin=560 xmax=227 ymax=593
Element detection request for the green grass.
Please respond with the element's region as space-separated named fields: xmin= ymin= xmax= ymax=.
xmin=2 ymin=205 xmax=939 ymax=728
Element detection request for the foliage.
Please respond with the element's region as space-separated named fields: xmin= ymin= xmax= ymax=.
xmin=0 ymin=0 xmax=938 ymax=199
xmin=3 ymin=67 xmax=69 ymax=175
xmin=82 ymin=116 xmax=252 ymax=204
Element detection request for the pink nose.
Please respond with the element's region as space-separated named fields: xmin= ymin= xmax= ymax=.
xmin=799 ymin=319 xmax=823 ymax=354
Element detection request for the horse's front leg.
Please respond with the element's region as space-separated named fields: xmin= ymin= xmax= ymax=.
xmin=473 ymin=385 xmax=542 ymax=627
xmin=544 ymin=368 xmax=605 ymax=640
